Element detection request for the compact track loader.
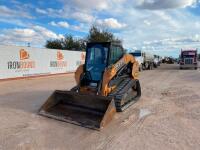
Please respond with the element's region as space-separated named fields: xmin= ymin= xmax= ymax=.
xmin=39 ymin=42 xmax=141 ymax=129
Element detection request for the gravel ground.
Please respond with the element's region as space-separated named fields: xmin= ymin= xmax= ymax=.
xmin=0 ymin=64 xmax=200 ymax=150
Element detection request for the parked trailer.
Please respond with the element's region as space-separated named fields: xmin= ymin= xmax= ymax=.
xmin=130 ymin=50 xmax=154 ymax=71
xmin=179 ymin=49 xmax=198 ymax=70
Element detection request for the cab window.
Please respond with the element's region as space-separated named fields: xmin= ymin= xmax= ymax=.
xmin=109 ymin=46 xmax=124 ymax=64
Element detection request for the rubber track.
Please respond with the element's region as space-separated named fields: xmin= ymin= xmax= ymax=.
xmin=108 ymin=78 xmax=139 ymax=112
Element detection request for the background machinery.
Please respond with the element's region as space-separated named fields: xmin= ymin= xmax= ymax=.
xmin=39 ymin=42 xmax=141 ymax=129
xmin=130 ymin=50 xmax=154 ymax=71
xmin=179 ymin=49 xmax=198 ymax=69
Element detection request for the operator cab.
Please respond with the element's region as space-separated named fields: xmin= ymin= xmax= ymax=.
xmin=81 ymin=42 xmax=124 ymax=87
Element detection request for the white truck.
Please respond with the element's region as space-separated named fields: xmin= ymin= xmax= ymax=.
xmin=153 ymin=55 xmax=161 ymax=68
xmin=130 ymin=50 xmax=154 ymax=71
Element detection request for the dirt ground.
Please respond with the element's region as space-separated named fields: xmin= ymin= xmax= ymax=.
xmin=0 ymin=64 xmax=200 ymax=150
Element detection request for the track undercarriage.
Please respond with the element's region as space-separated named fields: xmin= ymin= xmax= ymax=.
xmin=109 ymin=78 xmax=141 ymax=112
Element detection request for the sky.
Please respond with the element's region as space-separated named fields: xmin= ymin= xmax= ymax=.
xmin=0 ymin=0 xmax=200 ymax=57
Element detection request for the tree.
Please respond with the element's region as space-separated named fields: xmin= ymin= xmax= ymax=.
xmin=45 ymin=35 xmax=86 ymax=51
xmin=45 ymin=25 xmax=122 ymax=50
xmin=45 ymin=39 xmax=62 ymax=49
xmin=62 ymin=35 xmax=86 ymax=50
xmin=62 ymin=35 xmax=75 ymax=50
xmin=87 ymin=25 xmax=122 ymax=43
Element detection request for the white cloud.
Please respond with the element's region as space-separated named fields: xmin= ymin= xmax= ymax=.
xmin=49 ymin=21 xmax=57 ymax=26
xmin=49 ymin=21 xmax=89 ymax=32
xmin=62 ymin=0 xmax=109 ymax=11
xmin=1 ymin=0 xmax=200 ymax=56
xmin=0 ymin=5 xmax=33 ymax=19
xmin=71 ymin=12 xmax=95 ymax=23
xmin=0 ymin=26 xmax=64 ymax=47
xmin=111 ymin=5 xmax=200 ymax=57
xmin=96 ymin=18 xmax=126 ymax=29
xmin=49 ymin=21 xmax=69 ymax=28
xmin=144 ymin=36 xmax=200 ymax=47
xmin=34 ymin=7 xmax=94 ymax=23
xmin=32 ymin=25 xmax=64 ymax=39
xmin=0 ymin=18 xmax=27 ymax=27
xmin=35 ymin=8 xmax=47 ymax=14
xmin=57 ymin=21 xmax=69 ymax=28
xmin=12 ymin=28 xmax=36 ymax=37
xmin=135 ymin=0 xmax=197 ymax=10
xmin=70 ymin=23 xmax=89 ymax=32
xmin=143 ymin=20 xmax=151 ymax=26
xmin=153 ymin=11 xmax=179 ymax=28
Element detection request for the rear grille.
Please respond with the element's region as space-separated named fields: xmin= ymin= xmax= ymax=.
xmin=184 ymin=58 xmax=193 ymax=64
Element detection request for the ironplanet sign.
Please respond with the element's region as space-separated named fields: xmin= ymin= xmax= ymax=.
xmin=50 ymin=61 xmax=67 ymax=67
xmin=0 ymin=45 xmax=85 ymax=80
xmin=7 ymin=49 xmax=36 ymax=70
xmin=8 ymin=61 xmax=35 ymax=69
xmin=50 ymin=51 xmax=67 ymax=68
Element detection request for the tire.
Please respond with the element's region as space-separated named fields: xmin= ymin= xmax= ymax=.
xmin=150 ymin=63 xmax=153 ymax=70
xmin=139 ymin=65 xmax=143 ymax=72
xmin=147 ymin=63 xmax=151 ymax=70
xmin=142 ymin=64 xmax=145 ymax=70
xmin=195 ymin=67 xmax=197 ymax=70
xmin=145 ymin=62 xmax=149 ymax=70
xmin=135 ymin=80 xmax=141 ymax=97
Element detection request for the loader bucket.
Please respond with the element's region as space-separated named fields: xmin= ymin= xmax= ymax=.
xmin=39 ymin=90 xmax=116 ymax=130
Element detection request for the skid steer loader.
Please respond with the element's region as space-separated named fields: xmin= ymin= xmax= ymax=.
xmin=39 ymin=42 xmax=141 ymax=130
